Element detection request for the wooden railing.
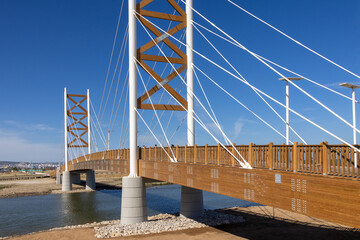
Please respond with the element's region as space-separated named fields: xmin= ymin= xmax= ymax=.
xmin=140 ymin=142 xmax=360 ymax=178
xmin=57 ymin=142 xmax=359 ymax=179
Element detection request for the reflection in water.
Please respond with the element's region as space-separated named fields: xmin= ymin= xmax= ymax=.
xmin=0 ymin=185 xmax=258 ymax=238
xmin=60 ymin=192 xmax=98 ymax=224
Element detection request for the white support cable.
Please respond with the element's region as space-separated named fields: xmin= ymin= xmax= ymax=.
xmin=193 ymin=64 xmax=360 ymax=153
xmin=109 ymin=70 xmax=129 ymax=135
xmin=193 ymin=67 xmax=230 ymax=145
xmin=120 ymin=121 xmax=129 ymax=149
xmin=91 ymin=114 xmax=107 ymax=149
xmin=135 ymin=56 xmax=251 ymax=168
xmin=119 ymin=81 xmax=129 ymax=149
xmin=134 ymin=14 xmax=287 ymax=143
xmin=99 ymin=0 xmax=126 ymax=117
xmin=134 ymin=13 xmax=251 ymax=167
xmin=160 ymin=4 xmax=360 ymax=138
xmin=135 ymin=61 xmax=177 ymax=160
xmin=168 ymin=114 xmax=187 ymax=143
xmin=161 ymin=111 xmax=175 ymax=146
xmin=226 ymin=0 xmax=360 ymax=80
xmin=136 ymin=109 xmax=176 ymax=162
xmin=138 ymin=14 xmax=292 ymax=144
xmin=107 ymin=28 xmax=129 ymax=135
xmin=193 ymin=23 xmax=307 ymax=144
xmin=194 ymin=66 xmax=289 ymax=142
xmin=160 ymin=81 xmax=186 ymax=146
xmin=144 ymin=75 xmax=185 ymax=146
xmin=100 ymin=24 xmax=129 ymax=124
xmin=91 ymin=100 xmax=107 ymax=146
xmin=137 ymin=1 xmax=184 ymax=144
xmin=135 ymin=13 xmax=282 ymax=150
xmin=89 ymin=118 xmax=98 ymax=157
xmin=141 ymin=30 xmax=187 ymax=146
xmin=90 ymin=100 xmax=108 ymax=149
xmin=193 ymin=21 xmax=359 ymax=104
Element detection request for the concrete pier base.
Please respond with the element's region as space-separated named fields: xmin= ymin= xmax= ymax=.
xmin=121 ymin=176 xmax=147 ymax=224
xmin=56 ymin=167 xmax=61 ymax=185
xmin=180 ymin=186 xmax=203 ymax=218
xmin=62 ymin=171 xmax=72 ymax=191
xmin=71 ymin=172 xmax=81 ymax=184
xmin=86 ymin=170 xmax=96 ymax=190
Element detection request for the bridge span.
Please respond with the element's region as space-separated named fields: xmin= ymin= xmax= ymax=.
xmin=54 ymin=142 xmax=360 ymax=229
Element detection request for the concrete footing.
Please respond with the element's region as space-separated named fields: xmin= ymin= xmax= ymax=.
xmin=180 ymin=186 xmax=204 ymax=218
xmin=121 ymin=176 xmax=147 ymax=224
xmin=62 ymin=171 xmax=72 ymax=191
xmin=86 ymin=170 xmax=96 ymax=190
xmin=71 ymin=173 xmax=81 ymax=184
xmin=56 ymin=167 xmax=61 ymax=185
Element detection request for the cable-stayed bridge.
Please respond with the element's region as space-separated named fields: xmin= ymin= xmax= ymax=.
xmin=53 ymin=0 xmax=360 ymax=229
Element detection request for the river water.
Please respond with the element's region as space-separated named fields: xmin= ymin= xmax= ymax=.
xmin=0 ymin=184 xmax=259 ymax=237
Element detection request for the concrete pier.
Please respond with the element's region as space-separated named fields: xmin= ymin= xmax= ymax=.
xmin=121 ymin=176 xmax=147 ymax=224
xmin=56 ymin=167 xmax=61 ymax=185
xmin=86 ymin=170 xmax=96 ymax=190
xmin=180 ymin=186 xmax=203 ymax=218
xmin=71 ymin=172 xmax=81 ymax=184
xmin=62 ymin=171 xmax=72 ymax=191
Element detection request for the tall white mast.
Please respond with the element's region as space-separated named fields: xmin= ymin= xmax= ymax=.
xmin=187 ymin=0 xmax=194 ymax=146
xmin=129 ymin=0 xmax=137 ymax=176
xmin=64 ymin=88 xmax=68 ymax=171
xmin=87 ymin=89 xmax=91 ymax=155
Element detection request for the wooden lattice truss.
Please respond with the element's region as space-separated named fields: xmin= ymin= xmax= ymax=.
xmin=67 ymin=94 xmax=89 ymax=148
xmin=136 ymin=0 xmax=187 ymax=111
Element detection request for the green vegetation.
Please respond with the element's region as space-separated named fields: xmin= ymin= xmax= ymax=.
xmin=0 ymin=185 xmax=11 ymax=190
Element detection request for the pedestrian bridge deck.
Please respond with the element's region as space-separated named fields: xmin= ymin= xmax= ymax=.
xmin=57 ymin=143 xmax=360 ymax=228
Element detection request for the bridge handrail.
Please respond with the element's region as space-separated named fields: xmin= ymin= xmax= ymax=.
xmin=53 ymin=143 xmax=359 ymax=179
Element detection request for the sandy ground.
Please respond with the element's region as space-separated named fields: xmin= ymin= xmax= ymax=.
xmin=7 ymin=206 xmax=360 ymax=240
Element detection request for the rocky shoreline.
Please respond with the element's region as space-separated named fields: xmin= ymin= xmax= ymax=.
xmin=0 ymin=209 xmax=243 ymax=239
xmin=94 ymin=210 xmax=244 ymax=238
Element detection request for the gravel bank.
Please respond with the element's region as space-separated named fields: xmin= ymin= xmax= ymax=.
xmin=94 ymin=210 xmax=244 ymax=238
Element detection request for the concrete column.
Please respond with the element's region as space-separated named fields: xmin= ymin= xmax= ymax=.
xmin=71 ymin=172 xmax=81 ymax=184
xmin=180 ymin=0 xmax=204 ymax=219
xmin=180 ymin=186 xmax=203 ymax=218
xmin=56 ymin=167 xmax=61 ymax=185
xmin=121 ymin=176 xmax=147 ymax=224
xmin=86 ymin=170 xmax=96 ymax=190
xmin=62 ymin=171 xmax=72 ymax=191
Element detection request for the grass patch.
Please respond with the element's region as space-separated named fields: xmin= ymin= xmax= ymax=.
xmin=0 ymin=185 xmax=11 ymax=190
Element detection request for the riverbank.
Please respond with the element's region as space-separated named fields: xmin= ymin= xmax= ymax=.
xmin=5 ymin=206 xmax=359 ymax=240
xmin=0 ymin=171 xmax=167 ymax=198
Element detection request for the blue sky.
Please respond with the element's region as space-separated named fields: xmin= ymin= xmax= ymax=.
xmin=1 ymin=0 xmax=360 ymax=162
